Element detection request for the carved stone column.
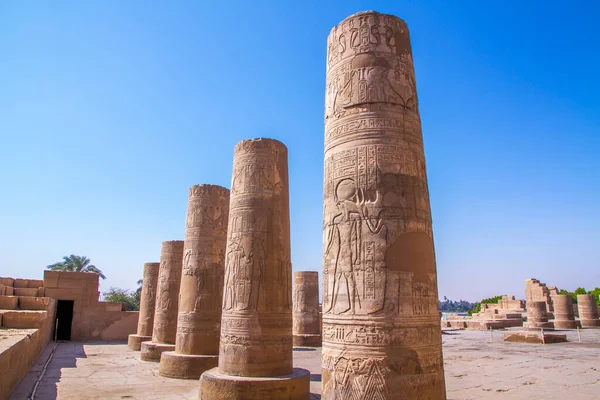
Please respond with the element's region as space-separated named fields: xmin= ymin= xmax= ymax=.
xmin=128 ymin=262 xmax=160 ymax=350
xmin=551 ymin=294 xmax=580 ymax=329
xmin=524 ymin=301 xmax=554 ymax=329
xmin=141 ymin=240 xmax=184 ymax=362
xmin=322 ymin=11 xmax=446 ymax=399
xmin=577 ymin=294 xmax=600 ymax=327
xmin=159 ymin=185 xmax=229 ymax=379
xmin=199 ymin=138 xmax=310 ymax=399
xmin=293 ymin=271 xmax=322 ymax=346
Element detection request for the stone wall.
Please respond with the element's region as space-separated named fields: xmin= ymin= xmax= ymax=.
xmin=0 ymin=297 xmax=56 ymax=400
xmin=43 ymin=271 xmax=138 ymax=340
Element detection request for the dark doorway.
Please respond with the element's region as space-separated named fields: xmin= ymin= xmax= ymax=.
xmin=55 ymin=300 xmax=74 ymax=340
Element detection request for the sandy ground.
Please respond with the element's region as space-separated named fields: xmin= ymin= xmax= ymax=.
xmin=10 ymin=328 xmax=600 ymax=399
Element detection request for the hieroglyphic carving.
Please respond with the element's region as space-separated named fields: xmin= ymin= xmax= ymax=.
xmin=218 ymin=138 xmax=294 ymax=378
xmin=137 ymin=262 xmax=160 ymax=337
xmin=322 ymin=11 xmax=446 ymax=399
xmin=152 ymin=240 xmax=184 ymax=345
xmin=175 ymin=184 xmax=229 ymax=356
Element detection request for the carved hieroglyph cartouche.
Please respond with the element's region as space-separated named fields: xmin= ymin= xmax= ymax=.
xmin=152 ymin=240 xmax=184 ymax=344
xmin=322 ymin=11 xmax=446 ymax=399
xmin=218 ymin=138 xmax=293 ymax=377
xmin=138 ymin=262 xmax=160 ymax=337
xmin=176 ymin=184 xmax=229 ymax=355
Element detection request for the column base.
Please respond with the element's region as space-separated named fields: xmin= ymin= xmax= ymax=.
xmin=293 ymin=334 xmax=322 ymax=347
xmin=552 ymin=320 xmax=581 ymax=329
xmin=127 ymin=334 xmax=152 ymax=351
xmin=199 ymin=367 xmax=310 ymax=400
xmin=580 ymin=319 xmax=600 ymax=328
xmin=159 ymin=352 xmax=218 ymax=379
xmin=523 ymin=322 xmax=554 ymax=330
xmin=140 ymin=341 xmax=175 ymax=362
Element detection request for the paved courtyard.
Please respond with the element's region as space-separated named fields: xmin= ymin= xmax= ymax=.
xmin=11 ymin=329 xmax=600 ymax=399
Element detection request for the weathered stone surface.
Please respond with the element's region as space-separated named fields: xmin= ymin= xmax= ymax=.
xmin=159 ymin=184 xmax=229 ymax=379
xmin=293 ymin=271 xmax=321 ymax=346
xmin=140 ymin=342 xmax=175 ymax=362
xmin=525 ymin=278 xmax=554 ymax=314
xmin=504 ymin=331 xmax=567 ymax=344
xmin=127 ymin=334 xmax=151 ymax=351
xmin=524 ymin=301 xmax=554 ymax=330
xmin=551 ymin=294 xmax=580 ymax=329
xmin=0 ymin=296 xmax=19 ymax=310
xmin=200 ymin=368 xmax=311 ymax=400
xmin=128 ymin=262 xmax=160 ymax=351
xmin=322 ymin=11 xmax=445 ymax=399
xmin=199 ymin=138 xmax=309 ymax=399
xmin=577 ymin=294 xmax=600 ymax=327
xmin=140 ymin=240 xmax=184 ymax=363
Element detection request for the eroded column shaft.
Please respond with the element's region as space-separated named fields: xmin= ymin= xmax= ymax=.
xmin=293 ymin=271 xmax=321 ymax=346
xmin=322 ymin=11 xmax=445 ymax=399
xmin=176 ymin=184 xmax=229 ymax=354
xmin=153 ymin=240 xmax=184 ymax=344
xmin=138 ymin=262 xmax=160 ymax=336
xmin=218 ymin=138 xmax=293 ymax=377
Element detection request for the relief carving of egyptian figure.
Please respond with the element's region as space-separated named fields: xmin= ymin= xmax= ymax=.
xmin=325 ymin=178 xmax=362 ymax=315
xmin=223 ymin=240 xmax=243 ymax=311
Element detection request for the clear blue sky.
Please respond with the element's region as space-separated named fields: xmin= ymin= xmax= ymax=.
xmin=1 ymin=1 xmax=598 ymax=302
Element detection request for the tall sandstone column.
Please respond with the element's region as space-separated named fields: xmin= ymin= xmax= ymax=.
xmin=159 ymin=185 xmax=230 ymax=379
xmin=199 ymin=139 xmax=310 ymax=400
xmin=551 ymin=294 xmax=580 ymax=329
xmin=577 ymin=294 xmax=600 ymax=327
xmin=322 ymin=11 xmax=446 ymax=399
xmin=128 ymin=262 xmax=160 ymax=350
xmin=141 ymin=240 xmax=184 ymax=362
xmin=293 ymin=271 xmax=322 ymax=346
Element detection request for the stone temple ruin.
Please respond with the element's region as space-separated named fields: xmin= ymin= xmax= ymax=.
xmin=2 ymin=9 xmax=600 ymax=400
xmin=0 ymin=272 xmax=137 ymax=399
xmin=444 ymin=277 xmax=600 ymax=334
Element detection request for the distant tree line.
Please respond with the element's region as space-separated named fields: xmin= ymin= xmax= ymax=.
xmin=438 ymin=296 xmax=478 ymax=313
xmin=558 ymin=287 xmax=600 ymax=306
xmin=466 ymin=295 xmax=504 ymax=316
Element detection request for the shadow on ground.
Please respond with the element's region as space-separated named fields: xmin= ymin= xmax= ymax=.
xmin=10 ymin=341 xmax=87 ymax=400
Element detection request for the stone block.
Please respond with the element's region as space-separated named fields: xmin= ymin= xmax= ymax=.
xmin=0 ymin=277 xmax=15 ymax=287
xmin=1 ymin=310 xmax=48 ymax=329
xmin=13 ymin=288 xmax=39 ymax=297
xmin=18 ymin=296 xmax=52 ymax=310
xmin=128 ymin=334 xmax=152 ymax=351
xmin=140 ymin=341 xmax=175 ymax=362
xmin=504 ymin=331 xmax=567 ymax=344
xmin=159 ymin=352 xmax=219 ymax=379
xmin=200 ymin=368 xmax=310 ymax=400
xmin=0 ymin=296 xmax=19 ymax=310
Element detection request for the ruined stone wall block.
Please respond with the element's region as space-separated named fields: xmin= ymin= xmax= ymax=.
xmin=128 ymin=262 xmax=160 ymax=351
xmin=577 ymin=294 xmax=600 ymax=328
xmin=525 ymin=278 xmax=553 ymax=312
xmin=159 ymin=184 xmax=229 ymax=379
xmin=292 ymin=271 xmax=322 ymax=346
xmin=199 ymin=139 xmax=310 ymax=399
xmin=321 ymin=11 xmax=446 ymax=399
xmin=0 ymin=296 xmax=19 ymax=310
xmin=0 ymin=278 xmax=15 ymax=287
xmin=551 ymin=294 xmax=580 ymax=329
xmin=140 ymin=241 xmax=184 ymax=362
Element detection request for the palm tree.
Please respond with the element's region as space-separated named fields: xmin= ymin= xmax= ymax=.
xmin=136 ymin=279 xmax=143 ymax=295
xmin=46 ymin=255 xmax=106 ymax=279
